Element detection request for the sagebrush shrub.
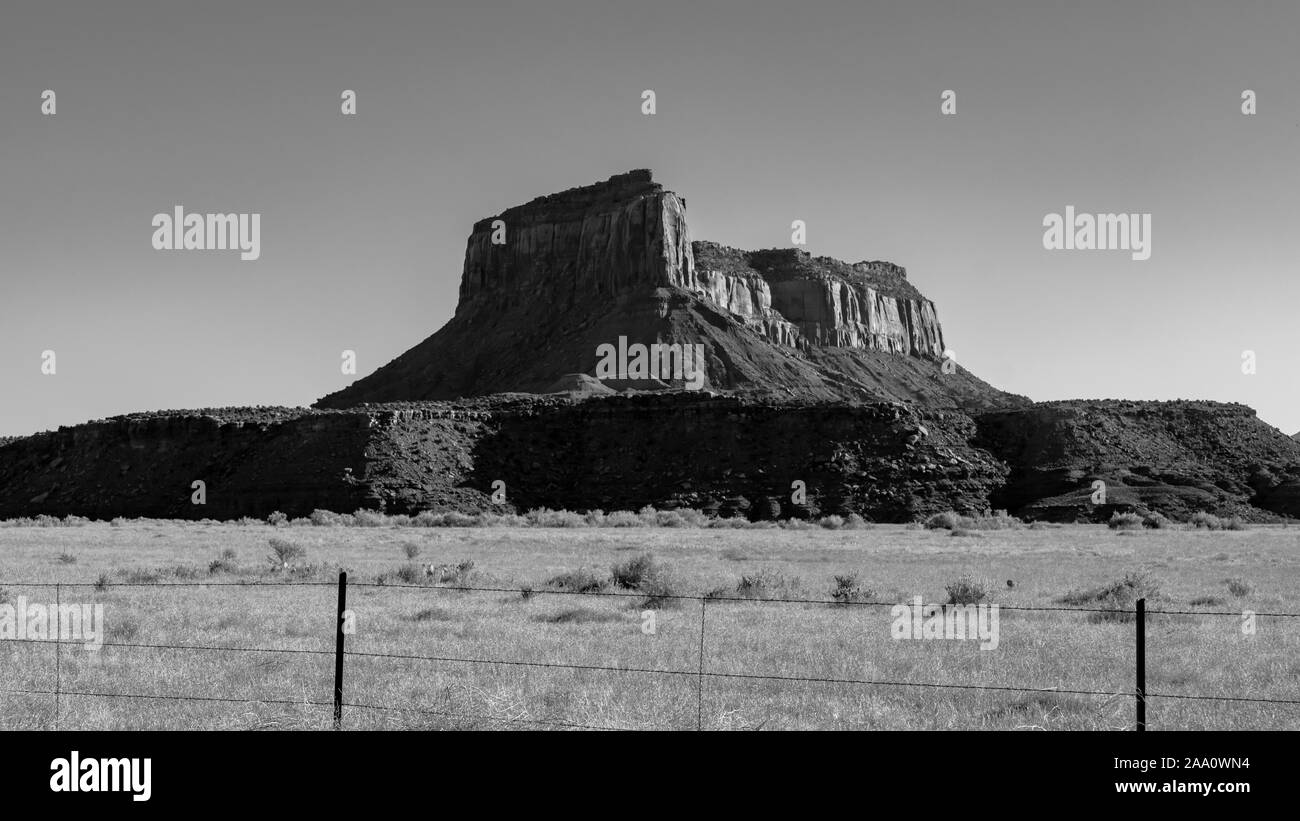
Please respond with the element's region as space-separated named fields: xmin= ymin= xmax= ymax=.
xmin=611 ymin=553 xmax=657 ymax=589
xmin=1108 ymin=512 xmax=1144 ymax=530
xmin=733 ymin=568 xmax=800 ymax=600
xmin=945 ymin=574 xmax=990 ymax=605
xmin=267 ymin=537 xmax=306 ymax=568
xmin=830 ymin=573 xmax=874 ymax=604
xmin=394 ymin=564 xmax=423 ymax=584
xmin=546 ymin=567 xmax=608 ymax=594
xmin=925 ymin=511 xmax=967 ymax=530
xmin=1141 ymin=511 xmax=1170 ymax=529
xmin=1189 ymin=511 xmax=1223 ymax=530
xmin=1225 ymin=577 xmax=1253 ymax=598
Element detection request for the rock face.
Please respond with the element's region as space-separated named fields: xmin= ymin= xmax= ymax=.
xmin=316 ymin=170 xmax=1020 ymax=412
xmin=975 ymin=400 xmax=1300 ymax=521
xmin=458 ymin=170 xmax=695 ymax=311
xmin=0 ymin=396 xmax=1006 ymax=522
xmin=8 ymin=396 xmax=1293 ymax=523
xmin=693 ymin=243 xmax=945 ymax=358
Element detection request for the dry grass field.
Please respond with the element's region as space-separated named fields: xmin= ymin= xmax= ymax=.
xmin=1 ymin=518 xmax=1298 ymax=730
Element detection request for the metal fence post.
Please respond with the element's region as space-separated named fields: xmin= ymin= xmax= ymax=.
xmin=1135 ymin=597 xmax=1146 ymax=731
xmin=54 ymin=583 xmax=61 ymax=730
xmin=334 ymin=571 xmax=347 ymax=729
xmin=697 ymin=597 xmax=706 ymax=731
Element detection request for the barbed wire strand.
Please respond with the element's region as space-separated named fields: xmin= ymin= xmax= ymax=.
xmin=6 ymin=578 xmax=1298 ymax=617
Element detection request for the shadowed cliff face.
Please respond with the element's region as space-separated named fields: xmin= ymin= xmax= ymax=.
xmin=5 ymin=397 xmax=1295 ymax=523
xmin=975 ymin=400 xmax=1300 ymax=521
xmin=316 ymin=170 xmax=1018 ymax=411
xmin=0 ymin=396 xmax=1007 ymax=522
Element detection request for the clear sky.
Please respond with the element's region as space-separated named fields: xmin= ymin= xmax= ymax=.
xmin=2 ymin=0 xmax=1296 ymax=436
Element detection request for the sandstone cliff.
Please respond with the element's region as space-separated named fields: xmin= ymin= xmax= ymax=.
xmin=692 ymin=243 xmax=946 ymax=359
xmin=458 ymin=170 xmax=695 ymax=310
xmin=316 ymin=171 xmax=1018 ymax=411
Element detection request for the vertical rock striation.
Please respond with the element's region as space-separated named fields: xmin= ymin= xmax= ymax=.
xmin=458 ymin=169 xmax=695 ymax=311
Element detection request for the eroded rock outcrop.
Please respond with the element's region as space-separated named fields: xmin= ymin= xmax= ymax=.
xmin=975 ymin=400 xmax=1300 ymax=521
xmin=693 ymin=243 xmax=945 ymax=358
xmin=458 ymin=169 xmax=695 ymax=310
xmin=317 ymin=170 xmax=1013 ymax=411
xmin=0 ymin=395 xmax=1006 ymax=522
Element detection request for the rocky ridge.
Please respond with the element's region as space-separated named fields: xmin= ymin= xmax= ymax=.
xmin=0 ymin=395 xmax=1007 ymax=522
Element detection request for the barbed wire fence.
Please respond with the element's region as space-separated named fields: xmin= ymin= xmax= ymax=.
xmin=2 ymin=574 xmax=1299 ymax=731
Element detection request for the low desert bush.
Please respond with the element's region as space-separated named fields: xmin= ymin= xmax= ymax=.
xmin=1059 ymin=570 xmax=1163 ymax=622
xmin=394 ymin=564 xmax=423 ymax=584
xmin=428 ymin=559 xmax=476 ymax=585
xmin=945 ymin=574 xmax=991 ymax=605
xmin=830 ymin=573 xmax=875 ymax=604
xmin=528 ymin=508 xmax=586 ymax=528
xmin=208 ymin=556 xmax=238 ymax=574
xmin=1225 ymin=577 xmax=1253 ymax=598
xmin=310 ymin=509 xmax=344 ymax=526
xmin=1108 ymin=512 xmax=1144 ymax=531
xmin=610 ymin=553 xmax=657 ymax=589
xmin=729 ymin=568 xmax=802 ymax=601
xmin=924 ymin=511 xmax=967 ymax=530
xmin=1141 ymin=511 xmax=1171 ymax=529
xmin=267 ymin=537 xmax=306 ymax=569
xmin=353 ymin=509 xmax=388 ymax=527
xmin=546 ymin=567 xmax=609 ymax=594
xmin=843 ymin=513 xmax=870 ymax=530
xmin=603 ymin=510 xmax=645 ymax=528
